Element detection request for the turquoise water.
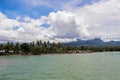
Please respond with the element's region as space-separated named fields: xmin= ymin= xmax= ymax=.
xmin=0 ymin=52 xmax=120 ymax=80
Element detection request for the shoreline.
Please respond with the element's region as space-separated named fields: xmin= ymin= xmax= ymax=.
xmin=0 ymin=51 xmax=120 ymax=56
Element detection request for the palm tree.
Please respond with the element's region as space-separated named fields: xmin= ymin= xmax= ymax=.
xmin=14 ymin=42 xmax=20 ymax=54
xmin=5 ymin=42 xmax=10 ymax=54
xmin=20 ymin=43 xmax=29 ymax=54
xmin=0 ymin=44 xmax=4 ymax=54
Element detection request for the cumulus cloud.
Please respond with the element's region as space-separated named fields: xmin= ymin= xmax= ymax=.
xmin=0 ymin=12 xmax=55 ymax=42
xmin=0 ymin=12 xmax=19 ymax=30
xmin=82 ymin=0 xmax=120 ymax=41
xmin=0 ymin=0 xmax=120 ymax=42
xmin=0 ymin=10 xmax=91 ymax=42
xmin=48 ymin=11 xmax=90 ymax=39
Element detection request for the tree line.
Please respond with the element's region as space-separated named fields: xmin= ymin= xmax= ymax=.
xmin=0 ymin=41 xmax=74 ymax=55
xmin=0 ymin=41 xmax=120 ymax=55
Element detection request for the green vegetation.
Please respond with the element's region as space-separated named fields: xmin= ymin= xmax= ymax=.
xmin=0 ymin=41 xmax=120 ymax=55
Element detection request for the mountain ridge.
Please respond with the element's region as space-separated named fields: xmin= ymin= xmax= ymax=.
xmin=63 ymin=38 xmax=120 ymax=46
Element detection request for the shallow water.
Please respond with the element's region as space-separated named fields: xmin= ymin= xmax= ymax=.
xmin=0 ymin=52 xmax=120 ymax=80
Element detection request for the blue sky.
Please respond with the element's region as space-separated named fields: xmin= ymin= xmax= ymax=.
xmin=0 ymin=0 xmax=100 ymax=19
xmin=0 ymin=0 xmax=54 ymax=18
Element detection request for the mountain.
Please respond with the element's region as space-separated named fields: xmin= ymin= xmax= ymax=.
xmin=63 ymin=38 xmax=120 ymax=47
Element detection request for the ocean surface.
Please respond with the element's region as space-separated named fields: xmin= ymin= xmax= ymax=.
xmin=0 ymin=52 xmax=120 ymax=80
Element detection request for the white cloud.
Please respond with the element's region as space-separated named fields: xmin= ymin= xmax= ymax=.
xmin=82 ymin=0 xmax=120 ymax=41
xmin=0 ymin=0 xmax=120 ymax=42
xmin=48 ymin=11 xmax=90 ymax=39
xmin=0 ymin=12 xmax=55 ymax=42
xmin=20 ymin=0 xmax=69 ymax=9
xmin=0 ymin=12 xmax=20 ymax=30
xmin=0 ymin=10 xmax=91 ymax=42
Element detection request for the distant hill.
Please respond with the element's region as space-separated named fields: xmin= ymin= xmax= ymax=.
xmin=63 ymin=38 xmax=120 ymax=47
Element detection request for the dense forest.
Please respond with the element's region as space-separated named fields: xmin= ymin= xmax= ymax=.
xmin=0 ymin=41 xmax=120 ymax=55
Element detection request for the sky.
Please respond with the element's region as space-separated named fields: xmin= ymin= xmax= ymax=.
xmin=0 ymin=0 xmax=120 ymax=43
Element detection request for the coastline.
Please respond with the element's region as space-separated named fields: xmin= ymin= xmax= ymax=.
xmin=0 ymin=51 xmax=120 ymax=56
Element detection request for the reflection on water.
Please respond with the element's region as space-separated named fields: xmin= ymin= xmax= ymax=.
xmin=0 ymin=52 xmax=120 ymax=80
